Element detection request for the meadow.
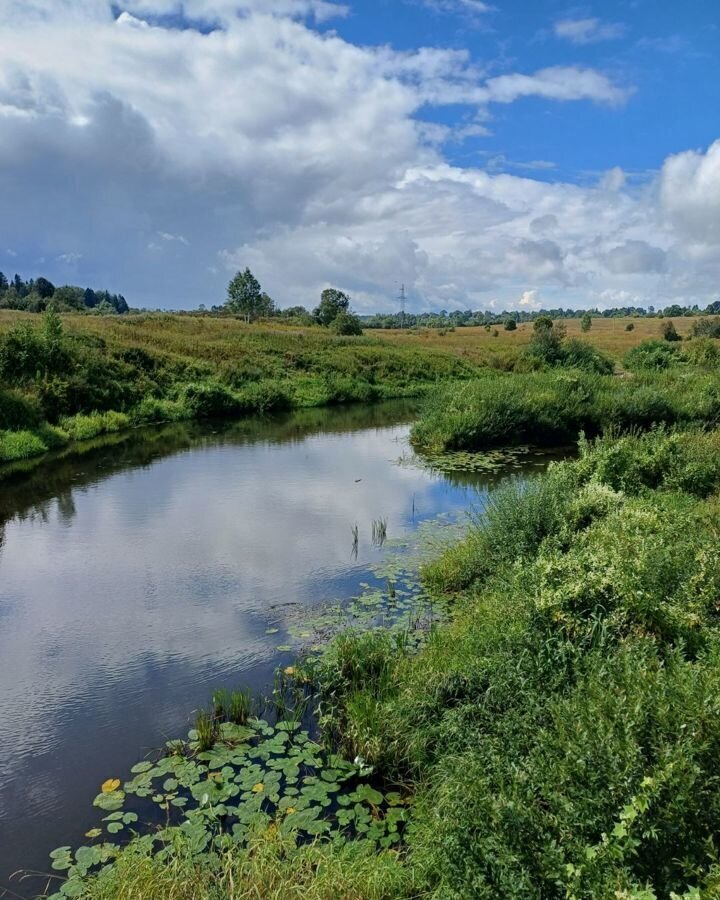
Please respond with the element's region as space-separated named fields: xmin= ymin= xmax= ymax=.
xmin=0 ymin=309 xmax=697 ymax=468
xmin=0 ymin=311 xmax=476 ymax=467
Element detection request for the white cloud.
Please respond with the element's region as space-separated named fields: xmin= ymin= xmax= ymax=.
xmin=0 ymin=2 xmax=716 ymax=312
xmin=519 ymin=289 xmax=541 ymax=308
xmin=659 ymin=139 xmax=720 ymax=242
xmin=483 ymin=67 xmax=631 ymax=106
xmin=554 ymin=17 xmax=627 ymax=45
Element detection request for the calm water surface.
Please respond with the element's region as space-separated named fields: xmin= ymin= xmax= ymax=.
xmin=0 ymin=402 xmax=550 ymax=894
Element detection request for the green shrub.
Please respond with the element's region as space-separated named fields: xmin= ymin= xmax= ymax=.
xmin=329 ymin=312 xmax=363 ymax=336
xmin=692 ymin=316 xmax=720 ymax=339
xmin=131 ymin=396 xmax=189 ymax=425
xmin=0 ymin=388 xmax=40 ymax=430
xmin=624 ymin=339 xmax=680 ymax=371
xmin=178 ymin=382 xmax=242 ymax=418
xmin=236 ymin=380 xmax=293 ymax=414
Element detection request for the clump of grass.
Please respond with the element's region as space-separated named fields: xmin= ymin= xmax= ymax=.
xmin=228 ymin=689 xmax=252 ymax=725
xmin=0 ymin=428 xmax=48 ymax=462
xmin=194 ymin=710 xmax=218 ymax=753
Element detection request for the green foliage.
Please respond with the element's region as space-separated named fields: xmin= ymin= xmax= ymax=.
xmin=691 ymin=316 xmax=720 ymax=338
xmin=581 ymin=312 xmax=592 ymax=332
xmin=624 ymin=339 xmax=681 ymax=371
xmin=314 ymin=289 xmax=350 ymax=327
xmin=0 ymin=314 xmax=477 ymax=468
xmin=330 ymin=311 xmax=363 ymax=336
xmin=504 ymin=317 xmax=517 ymax=331
xmin=411 ymin=368 xmax=720 ymax=453
xmin=319 ymin=430 xmax=720 ymax=897
xmin=225 ymin=269 xmax=270 ymax=322
xmin=625 ymin=322 xmax=635 ymax=331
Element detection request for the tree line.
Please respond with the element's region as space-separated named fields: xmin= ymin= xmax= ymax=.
xmin=0 ymin=272 xmax=129 ymax=315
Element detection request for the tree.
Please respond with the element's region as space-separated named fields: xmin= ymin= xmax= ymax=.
xmin=0 ymin=272 xmax=7 ymax=293
xmin=314 ymin=289 xmax=350 ymax=326
xmin=504 ymin=318 xmax=517 ymax=331
xmin=35 ymin=277 xmax=55 ymax=299
xmin=581 ymin=313 xmax=592 ymax=333
xmin=258 ymin=292 xmax=275 ymax=318
xmin=226 ymin=268 xmax=263 ymax=322
xmin=533 ymin=316 xmax=554 ymax=334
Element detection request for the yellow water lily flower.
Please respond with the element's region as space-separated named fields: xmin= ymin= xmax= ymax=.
xmin=101 ymin=778 xmax=121 ymax=794
xmin=251 ymin=782 xmax=264 ymax=793
xmin=283 ymin=666 xmax=296 ymax=676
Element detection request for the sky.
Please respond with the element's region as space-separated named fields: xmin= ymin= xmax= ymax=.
xmin=0 ymin=0 xmax=718 ymax=313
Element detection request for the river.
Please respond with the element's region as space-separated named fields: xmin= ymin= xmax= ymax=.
xmin=0 ymin=402 xmax=552 ymax=895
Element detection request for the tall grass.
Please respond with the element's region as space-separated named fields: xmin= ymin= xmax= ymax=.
xmin=411 ymin=369 xmax=720 ymax=452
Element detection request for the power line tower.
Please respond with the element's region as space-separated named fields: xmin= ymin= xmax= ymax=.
xmin=398 ymin=283 xmax=406 ymax=329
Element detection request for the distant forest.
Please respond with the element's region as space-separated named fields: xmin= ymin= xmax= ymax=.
xmin=0 ymin=272 xmax=129 ymax=315
xmin=359 ymin=302 xmax=720 ymax=329
xmin=2 ymin=268 xmax=720 ymax=326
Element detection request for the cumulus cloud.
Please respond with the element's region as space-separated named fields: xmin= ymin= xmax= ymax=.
xmin=519 ymin=289 xmax=541 ymax=308
xmin=0 ymin=1 xmax=717 ymax=312
xmin=554 ymin=17 xmax=627 ymax=45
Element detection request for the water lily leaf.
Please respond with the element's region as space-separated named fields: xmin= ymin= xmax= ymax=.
xmin=265 ymin=628 xmax=279 ymax=635
xmin=84 ymin=829 xmax=102 ymax=839
xmin=93 ymin=790 xmax=125 ymax=812
xmin=351 ymin=784 xmax=383 ymax=806
xmin=107 ymin=822 xmax=124 ymax=835
xmin=276 ymin=645 xmax=292 ymax=652
xmin=101 ymin=778 xmax=121 ymax=794
xmin=130 ymin=761 xmax=154 ymax=774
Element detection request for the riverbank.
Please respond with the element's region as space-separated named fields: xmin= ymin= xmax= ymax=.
xmin=0 ymin=310 xmax=700 ymax=470
xmin=0 ymin=312 xmax=477 ymax=470
xmin=46 ymin=426 xmax=720 ymax=898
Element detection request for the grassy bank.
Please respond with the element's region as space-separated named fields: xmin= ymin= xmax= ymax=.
xmin=0 ymin=312 xmax=476 ymax=466
xmin=411 ymin=364 xmax=720 ymax=452
xmin=53 ymin=427 xmax=720 ymax=898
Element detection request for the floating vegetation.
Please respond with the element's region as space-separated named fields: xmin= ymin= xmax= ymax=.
xmin=47 ymin=715 xmax=412 ymax=900
xmin=413 ymin=446 xmax=534 ymax=475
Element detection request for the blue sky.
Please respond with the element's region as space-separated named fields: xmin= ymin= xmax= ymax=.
xmin=0 ymin=0 xmax=718 ymax=311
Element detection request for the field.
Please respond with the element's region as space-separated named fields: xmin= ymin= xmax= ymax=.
xmin=379 ymin=316 xmax=697 ymax=363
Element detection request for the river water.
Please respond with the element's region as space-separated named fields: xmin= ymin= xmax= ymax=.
xmin=0 ymin=402 xmax=551 ymax=894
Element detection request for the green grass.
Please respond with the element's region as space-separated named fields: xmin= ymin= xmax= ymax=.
xmin=0 ymin=312 xmax=479 ymax=469
xmin=410 ymin=368 xmax=720 ymax=452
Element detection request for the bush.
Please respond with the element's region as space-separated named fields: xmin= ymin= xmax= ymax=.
xmin=623 ymin=339 xmax=680 ymax=371
xmin=329 ymin=312 xmax=363 ymax=336
xmin=0 ymin=388 xmax=41 ymax=430
xmin=504 ymin=318 xmax=517 ymax=331
xmin=60 ymin=411 xmax=131 ymax=441
xmin=625 ymin=322 xmax=635 ymax=332
xmin=661 ymin=320 xmax=681 ymax=342
xmin=692 ymin=316 xmax=720 ymax=339
xmin=178 ymin=382 xmax=241 ymax=418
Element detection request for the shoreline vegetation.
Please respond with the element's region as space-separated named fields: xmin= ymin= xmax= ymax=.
xmin=1 ymin=307 xmax=718 ymax=472
xmin=48 ymin=426 xmax=720 ymax=899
